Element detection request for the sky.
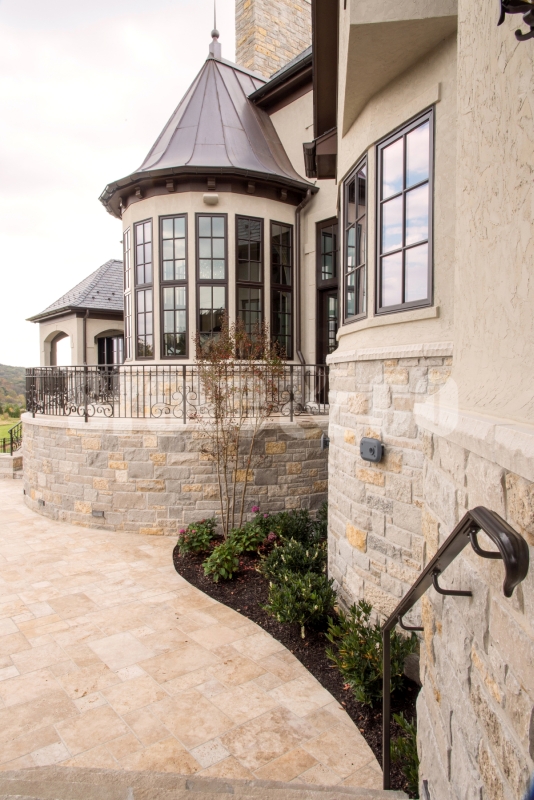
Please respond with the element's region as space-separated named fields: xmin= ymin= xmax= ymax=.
xmin=0 ymin=0 xmax=236 ymax=367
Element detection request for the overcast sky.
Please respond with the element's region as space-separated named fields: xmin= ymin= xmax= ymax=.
xmin=0 ymin=0 xmax=236 ymax=367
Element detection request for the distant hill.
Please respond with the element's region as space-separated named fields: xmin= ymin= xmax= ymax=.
xmin=0 ymin=364 xmax=26 ymax=409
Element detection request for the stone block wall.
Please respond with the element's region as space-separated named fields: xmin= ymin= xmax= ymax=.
xmin=236 ymin=0 xmax=311 ymax=78
xmin=22 ymin=415 xmax=328 ymax=534
xmin=327 ymin=344 xmax=453 ymax=621
xmin=0 ymin=453 xmax=23 ymax=480
xmin=327 ymin=345 xmax=534 ymax=799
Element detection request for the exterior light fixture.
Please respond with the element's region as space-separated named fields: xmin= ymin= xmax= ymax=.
xmin=499 ymin=0 xmax=534 ymax=41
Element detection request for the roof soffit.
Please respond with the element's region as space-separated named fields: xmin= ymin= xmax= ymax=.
xmin=342 ymin=0 xmax=457 ymax=135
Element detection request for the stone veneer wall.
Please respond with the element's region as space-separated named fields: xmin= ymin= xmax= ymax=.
xmin=235 ymin=0 xmax=311 ymax=78
xmin=0 ymin=453 xmax=23 ymax=480
xmin=23 ymin=415 xmax=328 ymax=534
xmin=327 ymin=345 xmax=534 ymax=799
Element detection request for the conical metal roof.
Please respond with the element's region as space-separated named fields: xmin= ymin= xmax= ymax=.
xmin=100 ymin=45 xmax=314 ymax=217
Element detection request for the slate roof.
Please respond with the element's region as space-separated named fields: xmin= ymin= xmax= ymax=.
xmin=28 ymin=260 xmax=124 ymax=322
xmin=100 ymin=43 xmax=313 ymax=216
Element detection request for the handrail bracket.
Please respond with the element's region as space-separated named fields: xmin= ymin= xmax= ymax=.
xmin=432 ymin=569 xmax=472 ymax=597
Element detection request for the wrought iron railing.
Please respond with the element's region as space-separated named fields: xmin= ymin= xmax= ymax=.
xmin=26 ymin=364 xmax=330 ymax=423
xmin=0 ymin=421 xmax=23 ymax=456
xmin=381 ymin=506 xmax=530 ymax=791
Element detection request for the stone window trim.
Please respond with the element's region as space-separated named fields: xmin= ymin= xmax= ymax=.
xmin=343 ymin=157 xmax=367 ymax=324
xmin=270 ymin=220 xmax=294 ymax=360
xmin=375 ymin=108 xmax=434 ymax=315
xmin=159 ymin=214 xmax=188 ymax=360
xmin=123 ymin=227 xmax=132 ymax=361
xmin=134 ymin=218 xmax=154 ymax=360
xmin=236 ymin=215 xmax=264 ymax=336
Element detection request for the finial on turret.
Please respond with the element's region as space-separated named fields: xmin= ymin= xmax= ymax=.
xmin=209 ymin=1 xmax=222 ymax=58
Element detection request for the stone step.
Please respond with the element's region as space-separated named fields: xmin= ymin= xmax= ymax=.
xmin=0 ymin=767 xmax=407 ymax=800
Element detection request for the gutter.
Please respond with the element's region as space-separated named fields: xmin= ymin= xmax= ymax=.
xmin=295 ymin=189 xmax=313 ymax=364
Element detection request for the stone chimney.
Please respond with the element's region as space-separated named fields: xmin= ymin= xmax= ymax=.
xmin=236 ymin=0 xmax=312 ymax=78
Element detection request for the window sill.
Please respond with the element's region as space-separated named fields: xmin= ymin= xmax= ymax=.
xmin=338 ymin=305 xmax=439 ymax=338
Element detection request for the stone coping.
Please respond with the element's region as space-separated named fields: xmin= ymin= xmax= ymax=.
xmin=326 ymin=341 xmax=453 ymax=365
xmin=0 ymin=480 xmax=380 ymax=789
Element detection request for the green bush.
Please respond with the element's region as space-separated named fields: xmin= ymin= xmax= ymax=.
xmin=203 ymin=539 xmax=240 ymax=582
xmin=177 ymin=518 xmax=217 ymax=555
xmin=391 ymin=713 xmax=419 ymax=798
xmin=326 ymin=600 xmax=417 ymax=706
xmin=259 ymin=538 xmax=327 ymax=582
xmin=264 ymin=571 xmax=336 ymax=638
xmin=229 ymin=509 xmax=273 ymax=553
xmin=267 ymin=509 xmax=319 ymax=545
xmin=314 ymin=502 xmax=328 ymax=541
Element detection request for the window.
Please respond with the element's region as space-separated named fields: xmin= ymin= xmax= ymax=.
xmin=199 ymin=285 xmax=226 ymax=347
xmin=123 ymin=228 xmax=132 ymax=359
xmin=377 ymin=111 xmax=433 ymax=312
xmin=136 ymin=288 xmax=153 ymax=358
xmin=319 ymin=220 xmax=338 ymax=282
xmin=344 ymin=160 xmax=367 ymax=321
xmin=135 ymin=220 xmax=152 ymax=285
xmin=197 ymin=215 xmax=227 ymax=348
xmin=236 ymin=216 xmax=263 ymax=335
xmin=316 ymin=218 xmax=339 ymax=363
xmin=271 ymin=222 xmax=293 ymax=358
xmin=160 ymin=215 xmax=187 ymax=358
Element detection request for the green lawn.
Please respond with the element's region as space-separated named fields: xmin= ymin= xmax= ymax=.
xmin=0 ymin=420 xmax=21 ymax=441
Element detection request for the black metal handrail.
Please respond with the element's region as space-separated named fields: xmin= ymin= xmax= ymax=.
xmin=26 ymin=364 xmax=330 ymax=423
xmin=381 ymin=506 xmax=530 ymax=790
xmin=0 ymin=421 xmax=23 ymax=456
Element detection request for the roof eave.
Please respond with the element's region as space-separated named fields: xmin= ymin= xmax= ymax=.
xmin=27 ymin=306 xmax=124 ymax=324
xmin=248 ymin=52 xmax=313 ymax=105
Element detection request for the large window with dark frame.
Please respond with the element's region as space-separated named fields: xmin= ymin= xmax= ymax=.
xmin=236 ymin=216 xmax=263 ymax=336
xmin=344 ymin=159 xmax=367 ymax=321
xmin=123 ymin=228 xmax=132 ymax=360
xmin=160 ymin=215 xmax=187 ymax=358
xmin=134 ymin=219 xmax=153 ymax=358
xmin=377 ymin=110 xmax=433 ymax=312
xmin=271 ymin=222 xmax=293 ymax=359
xmin=197 ymin=214 xmax=226 ymax=348
xmin=316 ymin=218 xmax=339 ymax=363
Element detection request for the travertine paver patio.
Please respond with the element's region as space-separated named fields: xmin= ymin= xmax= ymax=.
xmin=0 ymin=479 xmax=381 ymax=788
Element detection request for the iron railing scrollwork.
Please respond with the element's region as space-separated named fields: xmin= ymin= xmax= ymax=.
xmin=26 ymin=364 xmax=330 ymax=423
xmin=499 ymin=0 xmax=534 ymax=41
xmin=381 ymin=506 xmax=530 ymax=790
xmin=0 ymin=421 xmax=23 ymax=456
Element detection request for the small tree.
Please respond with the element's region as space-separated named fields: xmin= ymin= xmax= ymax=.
xmin=191 ymin=316 xmax=285 ymax=538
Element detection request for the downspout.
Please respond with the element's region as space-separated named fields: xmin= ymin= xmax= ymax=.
xmin=83 ymin=310 xmax=89 ymax=365
xmin=295 ymin=189 xmax=313 ymax=364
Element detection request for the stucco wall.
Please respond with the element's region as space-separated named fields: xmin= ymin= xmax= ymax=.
xmin=38 ymin=316 xmax=124 ymax=367
xmin=451 ymin=2 xmax=534 ymax=425
xmin=23 ymin=414 xmax=328 ymax=533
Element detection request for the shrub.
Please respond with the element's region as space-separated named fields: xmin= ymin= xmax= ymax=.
xmin=269 ymin=509 xmax=317 ymax=545
xmin=259 ymin=538 xmax=327 ymax=582
xmin=177 ymin=518 xmax=217 ymax=555
xmin=314 ymin=502 xmax=328 ymax=541
xmin=391 ymin=713 xmax=419 ymax=798
xmin=203 ymin=539 xmax=240 ymax=582
xmin=326 ymin=600 xmax=417 ymax=706
xmin=264 ymin=571 xmax=336 ymax=638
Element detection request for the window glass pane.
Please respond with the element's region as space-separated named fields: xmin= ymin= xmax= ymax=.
xmin=347 ymin=180 xmax=356 ymax=224
xmin=213 ymin=286 xmax=225 ymax=308
xmin=163 ymin=240 xmax=174 ymax=260
xmin=271 ymin=224 xmax=281 ymax=244
xmin=164 ymin=310 xmax=174 ymax=332
xmin=176 ymin=309 xmax=186 ymax=330
xmin=238 ymin=262 xmax=249 ymax=282
xmin=356 ymin=222 xmax=366 ymax=267
xmin=283 ymin=266 xmax=292 ymax=285
xmin=406 ymin=121 xmax=430 ymax=187
xmin=163 ymin=262 xmax=173 ymax=281
xmin=144 ymin=221 xmax=151 ymax=242
xmin=145 ymin=263 xmax=152 ymax=284
xmin=346 ymin=272 xmax=355 ymax=318
xmin=213 ymin=260 xmax=225 ymax=279
xmin=212 ymin=238 xmax=225 ymax=258
xmin=136 ymin=244 xmax=144 ymax=265
xmin=174 ymin=217 xmax=185 ymax=238
xmin=381 ymin=252 xmax=403 ymax=307
xmin=382 ymin=137 xmax=404 ymax=199
xmin=175 ymin=260 xmax=186 ymax=280
xmin=199 ymin=260 xmax=211 ymax=279
xmin=405 ymin=244 xmax=428 ymax=302
xmin=357 ymin=169 xmax=366 ymax=219
xmin=163 ymin=288 xmax=174 ymax=309
xmin=405 ymin=183 xmax=429 ymax=246
xmin=162 ymin=219 xmax=173 ymax=239
xmin=347 ymin=226 xmax=355 ymax=268
xmin=199 ymin=217 xmax=211 ymax=236
xmin=212 ymin=217 xmax=225 ymax=237
xmin=199 ymin=286 xmax=211 ymax=306
xmin=249 ymin=241 xmax=261 ymax=262
xmin=175 ymin=239 xmax=185 ymax=259
xmin=145 ymin=290 xmax=153 ymax=312
xmin=238 ymin=243 xmax=249 ymax=261
xmin=176 ymin=286 xmax=186 ymax=307
xmin=280 ymin=227 xmax=291 ymax=248
xmin=199 ymin=239 xmax=211 ymax=258
xmin=382 ymin=196 xmax=403 ymax=253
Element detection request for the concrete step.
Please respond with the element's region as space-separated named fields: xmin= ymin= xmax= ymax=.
xmin=0 ymin=767 xmax=408 ymax=799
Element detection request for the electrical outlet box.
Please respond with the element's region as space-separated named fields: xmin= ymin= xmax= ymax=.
xmin=360 ymin=437 xmax=383 ymax=463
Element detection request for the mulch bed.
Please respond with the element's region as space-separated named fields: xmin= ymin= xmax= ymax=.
xmin=173 ymin=547 xmax=419 ymax=797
